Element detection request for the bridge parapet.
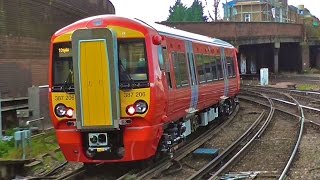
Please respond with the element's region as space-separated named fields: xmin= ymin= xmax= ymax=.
xmin=161 ymin=22 xmax=303 ymax=45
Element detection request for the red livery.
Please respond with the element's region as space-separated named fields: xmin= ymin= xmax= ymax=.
xmin=48 ymin=15 xmax=240 ymax=163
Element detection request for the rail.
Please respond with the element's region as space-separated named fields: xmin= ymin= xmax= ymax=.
xmin=205 ymin=93 xmax=275 ymax=179
xmin=279 ymin=94 xmax=305 ymax=180
xmin=189 ymin=110 xmax=267 ymax=180
xmin=240 ymin=87 xmax=307 ymax=179
xmin=121 ymin=105 xmax=240 ymax=180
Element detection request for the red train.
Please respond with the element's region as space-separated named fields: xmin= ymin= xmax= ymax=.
xmin=48 ymin=15 xmax=240 ymax=163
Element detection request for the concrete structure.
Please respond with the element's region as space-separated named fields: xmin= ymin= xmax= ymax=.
xmin=161 ymin=21 xmax=320 ymax=74
xmin=162 ymin=1 xmax=320 ymax=74
xmin=0 ymin=0 xmax=115 ymax=98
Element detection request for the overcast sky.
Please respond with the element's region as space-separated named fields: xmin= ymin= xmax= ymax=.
xmin=110 ymin=0 xmax=320 ymax=22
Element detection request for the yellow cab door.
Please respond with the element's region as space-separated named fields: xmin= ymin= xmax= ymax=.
xmin=72 ymin=28 xmax=120 ymax=129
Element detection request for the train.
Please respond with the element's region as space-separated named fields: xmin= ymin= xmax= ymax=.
xmin=48 ymin=15 xmax=240 ymax=163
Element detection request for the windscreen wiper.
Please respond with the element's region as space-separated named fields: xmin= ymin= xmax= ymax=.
xmin=119 ymin=62 xmax=135 ymax=89
xmin=62 ymin=69 xmax=74 ymax=93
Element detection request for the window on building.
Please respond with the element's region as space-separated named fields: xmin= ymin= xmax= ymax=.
xmin=244 ymin=13 xmax=251 ymax=22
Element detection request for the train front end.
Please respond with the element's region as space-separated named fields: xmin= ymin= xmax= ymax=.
xmin=48 ymin=16 xmax=162 ymax=162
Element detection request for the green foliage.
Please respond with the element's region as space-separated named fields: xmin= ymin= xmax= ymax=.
xmin=0 ymin=131 xmax=60 ymax=160
xmin=0 ymin=140 xmax=14 ymax=158
xmin=186 ymin=0 xmax=208 ymax=22
xmin=305 ymin=17 xmax=320 ymax=39
xmin=297 ymin=84 xmax=320 ymax=91
xmin=167 ymin=0 xmax=207 ymax=22
xmin=167 ymin=0 xmax=187 ymax=22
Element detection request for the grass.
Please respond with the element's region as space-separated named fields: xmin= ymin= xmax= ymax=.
xmin=0 ymin=130 xmax=62 ymax=160
xmin=302 ymin=68 xmax=320 ymax=74
xmin=297 ymin=84 xmax=320 ymax=91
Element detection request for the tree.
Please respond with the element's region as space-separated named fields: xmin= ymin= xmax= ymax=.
xmin=167 ymin=0 xmax=187 ymax=22
xmin=186 ymin=0 xmax=208 ymax=22
xmin=167 ymin=0 xmax=207 ymax=22
xmin=203 ymin=0 xmax=221 ymax=21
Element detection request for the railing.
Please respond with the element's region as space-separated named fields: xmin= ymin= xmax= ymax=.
xmin=0 ymin=92 xmax=29 ymax=141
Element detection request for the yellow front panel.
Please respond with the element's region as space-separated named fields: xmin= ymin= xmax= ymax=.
xmin=79 ymin=40 xmax=112 ymax=127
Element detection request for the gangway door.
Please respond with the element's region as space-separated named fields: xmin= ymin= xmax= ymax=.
xmin=72 ymin=28 xmax=120 ymax=129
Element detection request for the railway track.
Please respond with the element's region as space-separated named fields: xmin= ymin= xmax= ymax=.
xmin=118 ymin=100 xmax=272 ymax=180
xmin=187 ymin=93 xmax=275 ymax=179
xmin=221 ymin=88 xmax=305 ymax=179
xmin=25 ymin=86 xmax=319 ymax=180
xmin=241 ymin=87 xmax=320 ymax=123
xmin=118 ymin=105 xmax=241 ymax=180
xmin=241 ymin=85 xmax=320 ymax=109
xmin=183 ymin=88 xmax=306 ymax=179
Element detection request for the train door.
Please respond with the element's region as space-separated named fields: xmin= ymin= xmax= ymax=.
xmin=160 ymin=45 xmax=174 ymax=118
xmin=220 ymin=48 xmax=229 ymax=97
xmin=72 ymin=28 xmax=120 ymax=129
xmin=185 ymin=41 xmax=198 ymax=112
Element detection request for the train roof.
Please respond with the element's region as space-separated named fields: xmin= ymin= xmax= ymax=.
xmin=54 ymin=15 xmax=234 ymax=49
xmin=140 ymin=20 xmax=234 ymax=49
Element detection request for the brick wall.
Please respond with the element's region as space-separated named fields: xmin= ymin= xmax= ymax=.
xmin=0 ymin=0 xmax=115 ymax=97
xmin=161 ymin=22 xmax=303 ymax=42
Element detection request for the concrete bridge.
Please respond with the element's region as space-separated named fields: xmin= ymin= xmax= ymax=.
xmin=161 ymin=21 xmax=320 ymax=74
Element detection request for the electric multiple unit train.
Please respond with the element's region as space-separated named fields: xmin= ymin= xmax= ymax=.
xmin=49 ymin=15 xmax=240 ymax=163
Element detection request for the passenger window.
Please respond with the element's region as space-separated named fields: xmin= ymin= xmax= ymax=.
xmin=172 ymin=53 xmax=181 ymax=88
xmin=204 ymin=55 xmax=213 ymax=82
xmin=178 ymin=53 xmax=189 ymax=87
xmin=217 ymin=57 xmax=223 ymax=79
xmin=212 ymin=57 xmax=218 ymax=80
xmin=227 ymin=57 xmax=235 ymax=78
xmin=172 ymin=52 xmax=190 ymax=88
xmin=196 ymin=55 xmax=206 ymax=84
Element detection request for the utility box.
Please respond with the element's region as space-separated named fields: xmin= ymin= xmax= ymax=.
xmin=16 ymin=109 xmax=30 ymax=118
xmin=16 ymin=109 xmax=31 ymax=127
xmin=260 ymin=68 xmax=269 ymax=86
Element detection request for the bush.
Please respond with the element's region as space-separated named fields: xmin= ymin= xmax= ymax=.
xmin=0 ymin=140 xmax=14 ymax=158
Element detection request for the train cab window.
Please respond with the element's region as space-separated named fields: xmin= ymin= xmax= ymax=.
xmin=118 ymin=39 xmax=148 ymax=87
xmin=196 ymin=55 xmax=206 ymax=84
xmin=52 ymin=42 xmax=74 ymax=92
xmin=172 ymin=52 xmax=189 ymax=88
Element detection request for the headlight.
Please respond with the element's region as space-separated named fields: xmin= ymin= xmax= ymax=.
xmin=135 ymin=100 xmax=148 ymax=114
xmin=66 ymin=108 xmax=74 ymax=118
xmin=125 ymin=100 xmax=148 ymax=115
xmin=55 ymin=104 xmax=67 ymax=117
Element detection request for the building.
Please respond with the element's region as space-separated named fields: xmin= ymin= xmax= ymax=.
xmin=223 ymin=0 xmax=304 ymax=23
xmin=0 ymin=0 xmax=115 ymax=97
